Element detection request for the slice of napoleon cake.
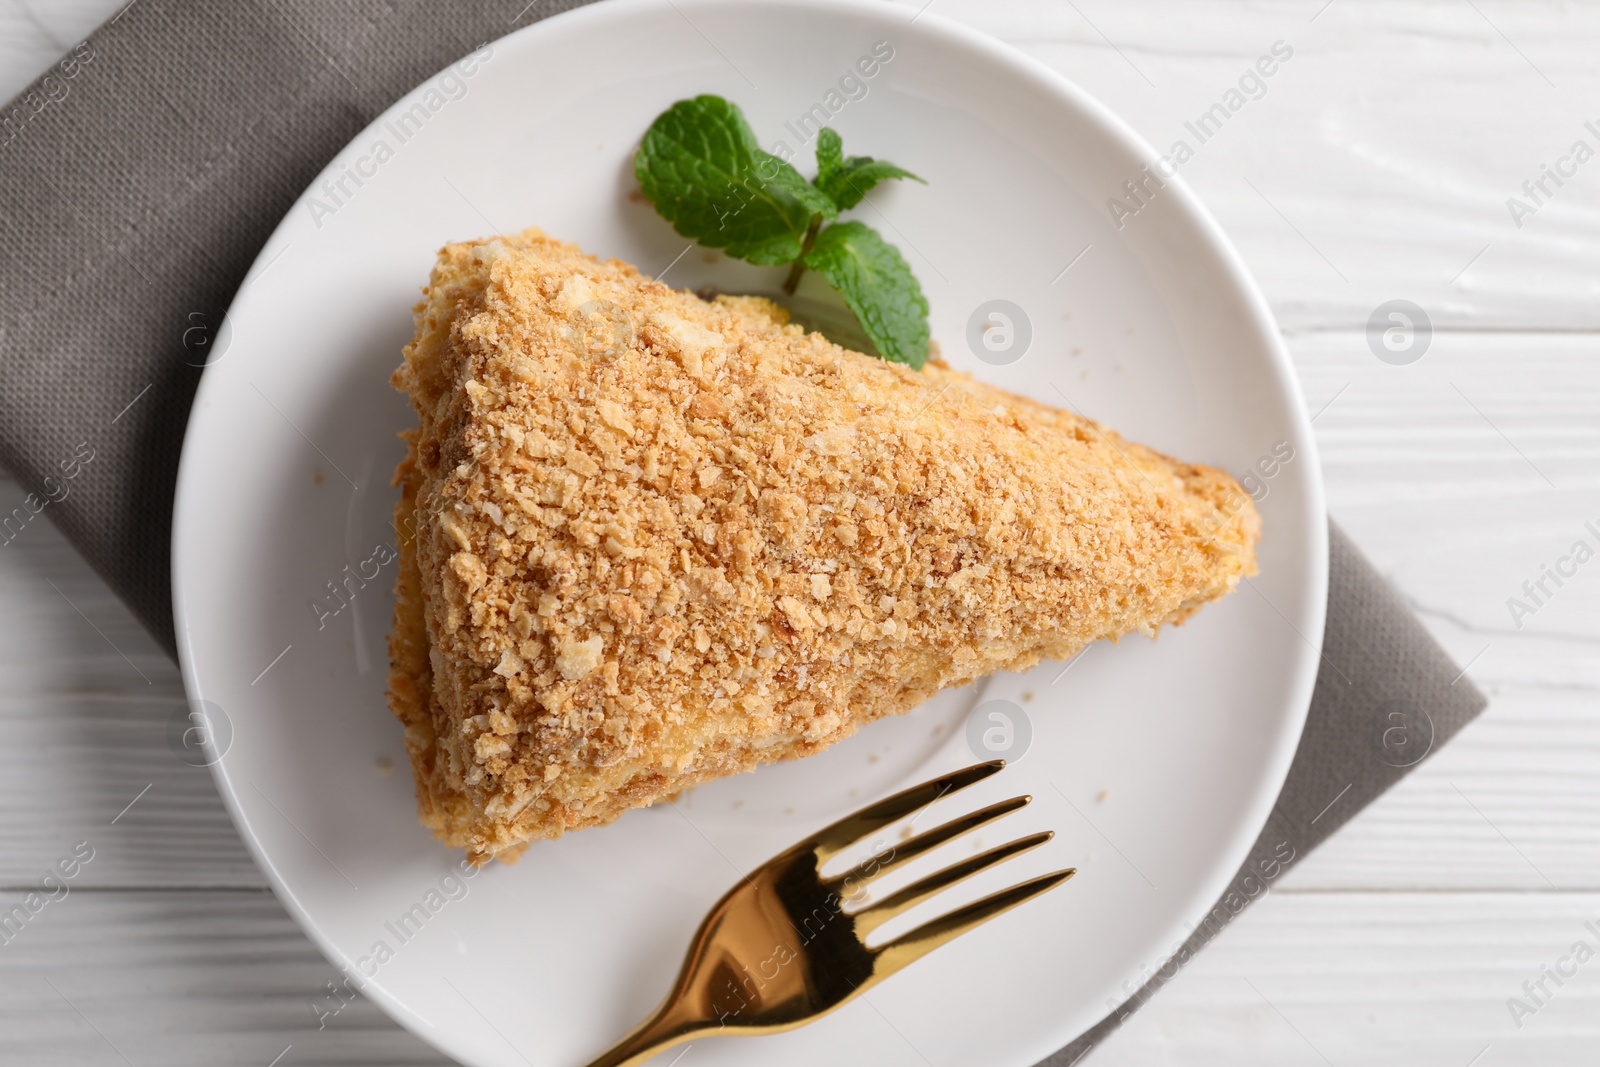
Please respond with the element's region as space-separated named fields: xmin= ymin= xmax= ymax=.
xmin=387 ymin=229 xmax=1260 ymax=864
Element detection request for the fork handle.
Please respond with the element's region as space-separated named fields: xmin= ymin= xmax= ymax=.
xmin=581 ymin=1002 xmax=705 ymax=1067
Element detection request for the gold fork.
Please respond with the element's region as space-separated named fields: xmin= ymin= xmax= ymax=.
xmin=584 ymin=759 xmax=1074 ymax=1066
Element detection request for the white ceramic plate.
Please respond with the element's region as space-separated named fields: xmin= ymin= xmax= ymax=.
xmin=172 ymin=2 xmax=1327 ymax=1064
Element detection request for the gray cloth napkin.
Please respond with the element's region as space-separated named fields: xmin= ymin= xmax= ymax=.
xmin=0 ymin=2 xmax=1486 ymax=1061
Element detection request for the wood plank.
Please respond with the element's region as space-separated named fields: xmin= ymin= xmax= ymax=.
xmin=0 ymin=890 xmax=448 ymax=1065
xmin=0 ymin=475 xmax=262 ymax=890
xmin=1287 ymin=329 xmax=1600 ymax=693
xmin=1092 ymin=890 xmax=1600 ymax=1066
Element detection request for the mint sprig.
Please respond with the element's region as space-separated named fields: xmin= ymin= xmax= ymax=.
xmin=634 ymin=95 xmax=929 ymax=369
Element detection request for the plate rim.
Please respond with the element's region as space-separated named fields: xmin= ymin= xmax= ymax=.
xmin=171 ymin=0 xmax=1329 ymax=1063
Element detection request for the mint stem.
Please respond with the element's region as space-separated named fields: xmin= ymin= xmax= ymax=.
xmin=782 ymin=216 xmax=823 ymax=295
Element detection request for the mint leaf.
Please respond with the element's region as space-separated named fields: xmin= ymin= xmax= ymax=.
xmin=815 ymin=128 xmax=846 ymax=189
xmin=635 ymin=95 xmax=835 ymax=265
xmin=813 ymin=128 xmax=923 ymax=211
xmin=801 ymin=221 xmax=929 ymax=369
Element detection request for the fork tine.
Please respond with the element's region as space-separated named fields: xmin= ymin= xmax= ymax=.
xmin=852 ymin=830 xmax=1054 ymax=938
xmin=872 ymin=867 xmax=1077 ymax=979
xmin=808 ymin=760 xmax=1005 ymax=864
xmin=827 ymin=795 xmax=1031 ymax=896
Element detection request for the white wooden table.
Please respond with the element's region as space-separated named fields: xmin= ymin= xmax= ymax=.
xmin=3 ymin=1 xmax=1598 ymax=1064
